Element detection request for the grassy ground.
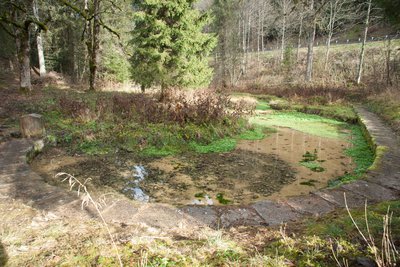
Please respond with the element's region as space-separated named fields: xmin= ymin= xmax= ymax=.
xmin=1 ymin=195 xmax=398 ymax=266
xmin=365 ymin=90 xmax=400 ymax=135
xmin=13 ymin=87 xmax=268 ymax=158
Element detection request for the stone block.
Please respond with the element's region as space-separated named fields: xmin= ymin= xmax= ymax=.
xmin=20 ymin=114 xmax=45 ymax=138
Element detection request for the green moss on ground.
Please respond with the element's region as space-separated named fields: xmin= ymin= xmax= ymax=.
xmin=368 ymin=146 xmax=389 ymax=171
xmin=255 ymin=100 xmax=270 ymax=110
xmin=36 ymin=89 xmax=258 ymax=157
xmin=306 ymin=200 xmax=400 ymax=239
xmin=250 ymin=111 xmax=345 ymax=139
xmin=329 ymin=124 xmax=374 ymax=187
xmin=190 ymin=138 xmax=237 ymax=154
xmin=294 ymin=104 xmax=358 ymax=123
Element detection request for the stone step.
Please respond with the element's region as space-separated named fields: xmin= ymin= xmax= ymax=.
xmin=179 ymin=205 xmax=218 ymax=228
xmin=285 ymin=194 xmax=336 ymax=216
xmin=218 ymin=206 xmax=267 ymax=228
xmin=312 ymin=188 xmax=368 ymax=208
xmin=251 ymin=200 xmax=301 ymax=226
xmin=0 ymin=164 xmax=30 ymax=175
xmin=0 ymin=171 xmax=39 ymax=183
xmin=341 ymin=180 xmax=399 ymax=202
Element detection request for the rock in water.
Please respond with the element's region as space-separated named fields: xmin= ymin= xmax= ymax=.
xmin=20 ymin=114 xmax=45 ymax=138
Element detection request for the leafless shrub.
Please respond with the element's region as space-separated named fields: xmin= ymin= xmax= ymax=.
xmin=59 ymin=96 xmax=95 ymax=122
xmin=344 ymin=193 xmax=399 ymax=267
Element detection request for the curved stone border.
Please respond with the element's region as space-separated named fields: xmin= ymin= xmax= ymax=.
xmin=1 ymin=107 xmax=399 ymax=230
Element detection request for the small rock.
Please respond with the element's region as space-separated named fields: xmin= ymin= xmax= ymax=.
xmin=355 ymin=257 xmax=378 ymax=267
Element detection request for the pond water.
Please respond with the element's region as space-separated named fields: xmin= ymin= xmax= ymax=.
xmin=31 ymin=110 xmax=356 ymax=206
xmin=120 ymin=126 xmax=354 ymax=205
xmin=238 ymin=127 xmax=354 ymax=199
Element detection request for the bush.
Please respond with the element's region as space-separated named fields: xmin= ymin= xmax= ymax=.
xmin=59 ymin=96 xmax=94 ymax=122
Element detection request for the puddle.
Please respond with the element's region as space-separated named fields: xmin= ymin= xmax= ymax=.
xmin=122 ymin=165 xmax=150 ymax=202
xmin=236 ymin=127 xmax=354 ymax=199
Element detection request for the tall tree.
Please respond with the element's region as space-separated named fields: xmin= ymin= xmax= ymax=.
xmin=0 ymin=0 xmax=47 ymax=91
xmin=305 ymin=0 xmax=316 ymax=82
xmin=373 ymin=0 xmax=400 ymax=28
xmin=322 ymin=0 xmax=352 ymax=71
xmin=130 ymin=0 xmax=216 ymax=96
xmin=273 ymin=0 xmax=294 ymax=62
xmin=33 ymin=0 xmax=46 ymax=76
xmin=58 ymin=0 xmax=120 ymax=90
xmin=356 ymin=0 xmax=372 ymax=85
xmin=304 ymin=0 xmax=328 ymax=82
xmin=212 ymin=0 xmax=243 ymax=87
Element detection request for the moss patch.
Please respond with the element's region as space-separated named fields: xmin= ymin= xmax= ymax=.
xmin=368 ymin=146 xmax=389 ymax=171
xmin=190 ymin=138 xmax=237 ymax=154
xmin=329 ymin=124 xmax=374 ymax=186
xmin=250 ymin=111 xmax=345 ymax=139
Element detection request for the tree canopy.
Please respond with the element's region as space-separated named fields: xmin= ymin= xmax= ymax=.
xmin=130 ymin=0 xmax=216 ymax=92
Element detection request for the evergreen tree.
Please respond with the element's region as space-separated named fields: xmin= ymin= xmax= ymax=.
xmin=130 ymin=0 xmax=216 ymax=94
xmin=373 ymin=0 xmax=400 ymax=28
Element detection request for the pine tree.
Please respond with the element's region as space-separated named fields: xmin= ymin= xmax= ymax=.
xmin=130 ymin=0 xmax=216 ymax=94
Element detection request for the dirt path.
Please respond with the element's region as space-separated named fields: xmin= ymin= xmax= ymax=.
xmin=0 ymin=107 xmax=399 ymax=231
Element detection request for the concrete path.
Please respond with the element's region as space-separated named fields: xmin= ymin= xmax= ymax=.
xmin=0 ymin=107 xmax=399 ymax=231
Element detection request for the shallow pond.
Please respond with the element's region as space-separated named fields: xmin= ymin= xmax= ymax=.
xmin=238 ymin=127 xmax=354 ymax=199
xmin=32 ymin=126 xmax=355 ymax=206
xmin=31 ymin=100 xmax=358 ymax=206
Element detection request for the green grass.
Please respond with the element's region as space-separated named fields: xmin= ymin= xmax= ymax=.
xmin=300 ymin=161 xmax=325 ymax=172
xmin=294 ymin=104 xmax=358 ymax=123
xmin=299 ymin=179 xmax=319 ymax=186
xmin=306 ymin=200 xmax=400 ymax=239
xmin=216 ymin=193 xmax=232 ymax=205
xmin=0 ymin=242 xmax=7 ymax=267
xmin=142 ymin=146 xmax=178 ymax=157
xmin=250 ymin=111 xmax=345 ymax=139
xmin=255 ymin=100 xmax=270 ymax=111
xmin=237 ymin=126 xmax=276 ymax=140
xmin=329 ymin=124 xmax=374 ymax=186
xmin=190 ymin=138 xmax=237 ymax=154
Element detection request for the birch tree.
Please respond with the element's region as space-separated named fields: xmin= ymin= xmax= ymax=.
xmin=322 ymin=0 xmax=352 ymax=71
xmin=356 ymin=0 xmax=372 ymax=85
xmin=33 ymin=0 xmax=46 ymax=76
xmin=304 ymin=0 xmax=328 ymax=82
xmin=273 ymin=0 xmax=294 ymax=62
xmin=305 ymin=0 xmax=316 ymax=82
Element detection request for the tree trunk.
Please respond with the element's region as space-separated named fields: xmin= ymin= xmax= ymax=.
xmin=15 ymin=28 xmax=31 ymax=91
xmin=241 ymin=15 xmax=246 ymax=76
xmin=305 ymin=21 xmax=316 ymax=82
xmin=33 ymin=0 xmax=46 ymax=77
xmin=356 ymin=0 xmax=371 ymax=85
xmin=280 ymin=0 xmax=287 ymax=62
xmin=88 ymin=0 xmax=100 ymax=91
xmin=261 ymin=4 xmax=265 ymax=53
xmin=305 ymin=0 xmax=315 ymax=82
xmin=257 ymin=9 xmax=260 ymax=62
xmin=324 ymin=33 xmax=333 ymax=71
xmin=386 ymin=37 xmax=392 ymax=86
xmin=296 ymin=14 xmax=303 ymax=61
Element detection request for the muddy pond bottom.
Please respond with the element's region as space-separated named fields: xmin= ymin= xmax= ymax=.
xmin=124 ymin=127 xmax=354 ymax=205
xmin=32 ymin=127 xmax=354 ymax=206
